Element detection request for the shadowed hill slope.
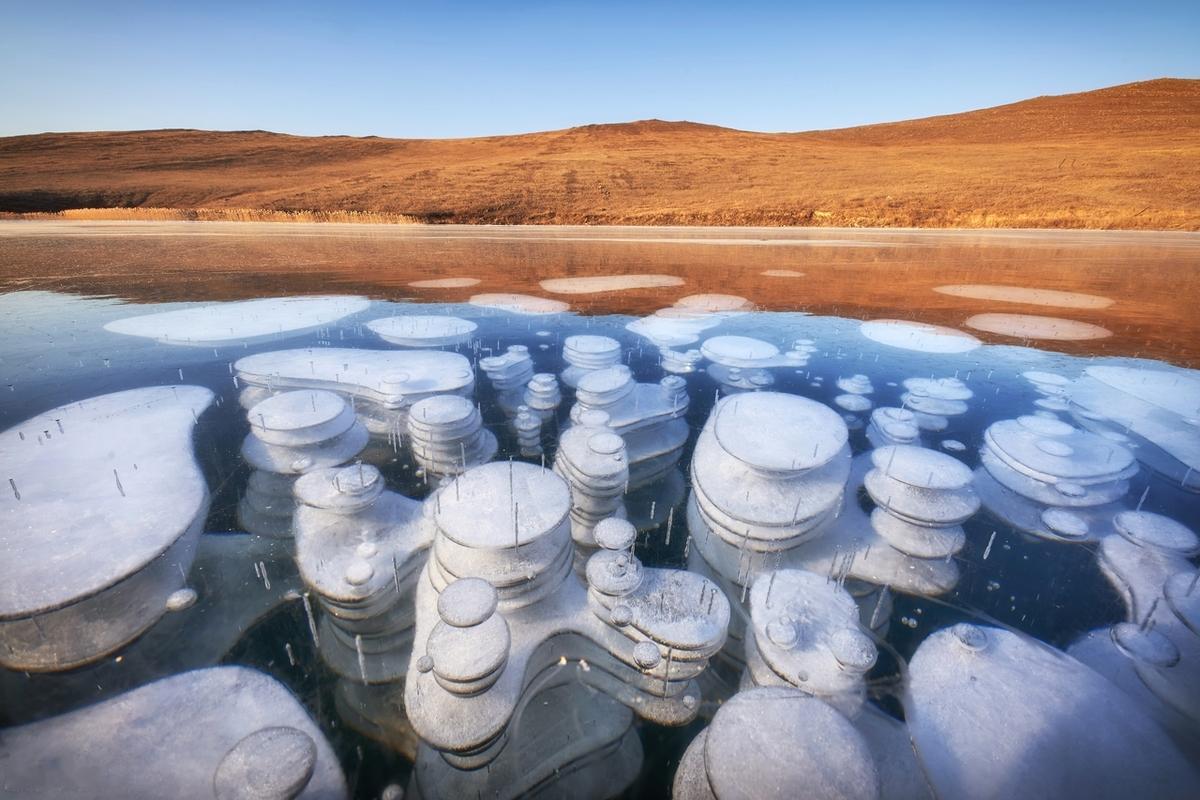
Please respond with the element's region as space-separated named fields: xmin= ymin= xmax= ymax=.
xmin=1 ymin=79 xmax=1197 ymax=229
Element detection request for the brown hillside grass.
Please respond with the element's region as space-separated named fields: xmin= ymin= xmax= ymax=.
xmin=1 ymin=79 xmax=1197 ymax=230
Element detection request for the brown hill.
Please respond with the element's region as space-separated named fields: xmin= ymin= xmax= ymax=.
xmin=1 ymin=78 xmax=1197 ymax=229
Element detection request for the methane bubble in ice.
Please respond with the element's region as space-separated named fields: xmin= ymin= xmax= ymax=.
xmin=468 ymin=293 xmax=570 ymax=315
xmin=407 ymin=395 xmax=498 ymax=482
xmin=865 ymin=445 xmax=976 ymax=559
xmin=933 ymin=284 xmax=1114 ymax=309
xmin=907 ymin=624 xmax=1199 ymax=799
xmin=561 ymin=335 xmax=623 ymax=387
xmin=408 ymin=277 xmax=481 ymax=288
xmin=1069 ymin=365 xmax=1200 ymax=492
xmin=901 ymin=376 xmax=973 ymax=431
xmin=859 ymin=319 xmax=980 ymax=353
xmin=235 ymin=347 xmax=474 ymax=435
xmin=976 ymin=415 xmax=1136 ymax=541
xmin=761 ymin=269 xmax=805 ymax=278
xmin=104 ymin=295 xmax=369 ymax=346
xmin=404 ymin=461 xmax=728 ymax=759
xmin=238 ymin=389 xmax=369 ymax=538
xmin=965 ymin=313 xmax=1113 ymax=341
xmin=673 ymin=686 xmax=880 ymax=800
xmin=744 ymin=569 xmax=877 ymax=714
xmin=571 ymin=367 xmax=689 ymax=488
xmin=366 ymin=315 xmax=477 ymax=347
xmin=293 ymin=463 xmax=428 ymax=683
xmin=0 ymin=386 xmax=214 ymax=671
xmin=539 ymin=274 xmax=684 ymax=294
xmin=0 ymin=666 xmax=347 ymax=798
xmin=626 ymin=309 xmax=724 ymax=348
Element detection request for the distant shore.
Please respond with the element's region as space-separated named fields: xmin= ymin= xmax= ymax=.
xmin=2 ymin=80 xmax=1197 ymax=232
xmin=1 ymin=206 xmax=1198 ymax=233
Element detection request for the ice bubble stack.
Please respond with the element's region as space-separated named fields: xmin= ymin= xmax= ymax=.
xmin=425 ymin=462 xmax=573 ymax=607
xmin=561 ymin=335 xmax=623 ymax=388
xmin=1024 ymin=369 xmax=1072 ymax=412
xmin=834 ymin=373 xmax=875 ymax=413
xmin=1068 ymin=365 xmax=1200 ymax=492
xmin=1085 ymin=511 xmax=1200 ymax=732
xmin=900 ymin=376 xmax=972 ymax=431
xmin=405 ymin=461 xmax=729 ymax=768
xmin=512 ymin=407 xmax=543 ymax=457
xmin=659 ymin=347 xmax=705 ymax=375
xmin=975 ymin=415 xmax=1137 ymax=542
xmin=866 ymin=407 xmax=922 ymax=449
xmin=572 ymin=366 xmax=690 ymax=488
xmin=688 ymin=392 xmax=851 ymax=585
xmin=480 ymin=344 xmax=536 ymax=415
xmin=865 ymin=445 xmax=977 ymax=559
xmin=522 ymin=373 xmax=562 ymax=421
xmin=293 ymin=464 xmax=429 ymax=683
xmin=701 ymin=335 xmax=807 ymax=394
xmin=406 ymin=395 xmax=497 ymax=483
xmin=234 ymin=348 xmax=475 ymax=437
xmin=238 ymin=389 xmax=369 ymax=538
xmin=744 ymin=570 xmax=877 ymax=715
xmin=554 ymin=410 xmax=630 ymax=549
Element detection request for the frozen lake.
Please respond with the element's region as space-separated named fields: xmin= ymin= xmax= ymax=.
xmin=1 ymin=221 xmax=1198 ymax=799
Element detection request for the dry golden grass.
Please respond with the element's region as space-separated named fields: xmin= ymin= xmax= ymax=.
xmin=1 ymin=79 xmax=1197 ymax=230
xmin=3 ymin=207 xmax=420 ymax=224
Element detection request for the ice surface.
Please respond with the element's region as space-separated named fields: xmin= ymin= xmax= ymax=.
xmin=104 ymin=295 xmax=369 ymax=345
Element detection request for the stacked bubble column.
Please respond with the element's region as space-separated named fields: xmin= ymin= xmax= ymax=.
xmin=238 ymin=389 xmax=369 ymax=539
xmin=974 ymin=415 xmax=1138 ymax=542
xmin=406 ymin=394 xmax=497 ymax=484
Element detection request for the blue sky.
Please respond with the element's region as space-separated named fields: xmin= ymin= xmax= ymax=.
xmin=1 ymin=1 xmax=1197 ymax=138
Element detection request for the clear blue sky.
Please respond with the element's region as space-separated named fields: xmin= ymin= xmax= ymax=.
xmin=1 ymin=1 xmax=1197 ymax=138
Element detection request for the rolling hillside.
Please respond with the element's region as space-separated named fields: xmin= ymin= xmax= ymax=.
xmin=1 ymin=79 xmax=1197 ymax=229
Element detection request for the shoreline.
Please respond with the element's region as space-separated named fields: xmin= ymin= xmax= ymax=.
xmin=2 ymin=217 xmax=1200 ymax=242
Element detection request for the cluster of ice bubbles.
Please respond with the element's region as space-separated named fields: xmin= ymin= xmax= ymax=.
xmin=2 ymin=293 xmax=1200 ymax=798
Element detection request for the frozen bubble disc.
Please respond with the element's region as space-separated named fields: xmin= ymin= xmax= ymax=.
xmin=1164 ymin=571 xmax=1200 ymax=633
xmin=213 ymin=726 xmax=317 ymax=800
xmin=907 ymin=625 xmax=1200 ymax=799
xmin=366 ymin=314 xmax=477 ymax=346
xmin=702 ymin=687 xmax=880 ymax=800
xmin=713 ymin=392 xmax=848 ymax=473
xmin=437 ymin=578 xmax=499 ymax=628
xmin=869 ymin=445 xmax=972 ymax=491
xmin=859 ymin=319 xmax=980 ymax=354
xmin=249 ymin=390 xmax=355 ymax=446
xmin=700 ymin=335 xmax=779 ymax=366
xmin=1041 ymin=508 xmax=1090 ymax=540
xmin=435 ymin=462 xmax=571 ymax=549
xmin=1113 ymin=511 xmax=1200 ymax=556
xmin=1110 ymin=623 xmax=1180 ymax=668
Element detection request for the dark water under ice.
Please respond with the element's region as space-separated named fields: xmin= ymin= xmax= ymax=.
xmin=1 ymin=222 xmax=1198 ymax=798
